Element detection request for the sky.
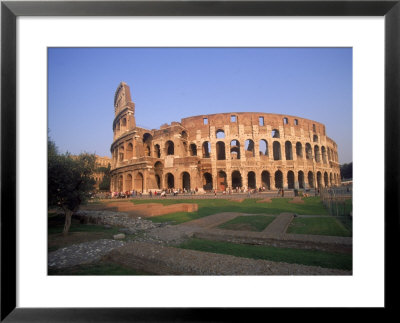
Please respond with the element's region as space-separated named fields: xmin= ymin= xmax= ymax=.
xmin=48 ymin=47 xmax=352 ymax=163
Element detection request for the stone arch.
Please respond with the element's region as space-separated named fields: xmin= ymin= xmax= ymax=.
xmin=321 ymin=146 xmax=327 ymax=164
xmin=166 ymin=140 xmax=174 ymax=155
xmin=296 ymin=142 xmax=303 ymax=159
xmin=283 ymin=117 xmax=288 ymax=125
xmin=125 ymin=174 xmax=132 ymax=191
xmin=317 ymin=171 xmax=322 ymax=188
xmin=305 ymin=143 xmax=313 ymax=160
xmin=181 ymin=130 xmax=188 ymax=140
xmin=119 ymin=146 xmax=124 ymax=161
xmin=275 ymin=170 xmax=283 ymax=189
xmin=216 ymin=129 xmax=225 ymax=139
xmin=273 ymin=141 xmax=282 ymax=160
xmin=182 ymin=172 xmax=190 ymax=191
xmin=203 ymin=172 xmax=213 ymax=191
xmin=313 ymin=134 xmax=318 ymax=143
xmin=202 ymin=141 xmax=211 ymax=158
xmin=298 ymin=171 xmax=305 ymax=189
xmin=259 ymin=139 xmax=268 ymax=156
xmin=126 ymin=143 xmax=133 ymax=160
xmin=261 ymin=171 xmax=271 ymax=190
xmin=324 ymin=172 xmax=329 ymax=187
xmin=308 ymin=171 xmax=314 ymax=188
xmin=166 ymin=173 xmax=174 ymax=189
xmin=143 ymin=133 xmax=153 ymax=156
xmin=216 ymin=141 xmax=226 ymax=160
xmin=118 ymin=174 xmax=123 ymax=192
xmin=154 ymin=144 xmax=161 ymax=158
xmin=287 ymin=171 xmax=295 ymax=189
xmin=134 ymin=172 xmax=144 ymax=192
xmin=245 ymin=139 xmax=255 ymax=158
xmin=230 ymin=140 xmax=241 ymax=159
xmin=217 ymin=171 xmax=227 ymax=191
xmin=314 ymin=145 xmax=320 ymax=163
xmin=231 ymin=171 xmax=242 ymax=189
xmin=248 ymin=171 xmax=256 ymax=189
xmin=272 ymin=129 xmax=280 ymax=138
xmin=155 ymin=174 xmax=161 ymax=189
xmin=285 ymin=141 xmax=293 ymax=160
xmin=330 ymin=173 xmax=333 ymax=186
xmin=189 ymin=143 xmax=197 ymax=156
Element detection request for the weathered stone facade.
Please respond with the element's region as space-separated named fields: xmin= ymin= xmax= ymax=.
xmin=110 ymin=82 xmax=341 ymax=193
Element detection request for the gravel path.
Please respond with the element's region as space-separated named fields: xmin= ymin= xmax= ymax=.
xmin=48 ymin=239 xmax=126 ymax=269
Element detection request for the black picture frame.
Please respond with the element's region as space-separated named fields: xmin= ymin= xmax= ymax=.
xmin=1 ymin=0 xmax=398 ymax=321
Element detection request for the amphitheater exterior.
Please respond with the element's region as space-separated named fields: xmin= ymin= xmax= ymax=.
xmin=110 ymin=82 xmax=341 ymax=193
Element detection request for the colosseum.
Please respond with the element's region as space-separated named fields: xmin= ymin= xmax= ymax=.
xmin=110 ymin=82 xmax=341 ymax=194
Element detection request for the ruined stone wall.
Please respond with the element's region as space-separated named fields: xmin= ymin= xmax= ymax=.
xmin=109 ymin=83 xmax=341 ymax=193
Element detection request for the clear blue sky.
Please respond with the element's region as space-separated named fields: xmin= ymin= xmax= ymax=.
xmin=48 ymin=47 xmax=352 ymax=163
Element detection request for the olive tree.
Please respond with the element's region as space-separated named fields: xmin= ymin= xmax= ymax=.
xmin=48 ymin=139 xmax=96 ymax=235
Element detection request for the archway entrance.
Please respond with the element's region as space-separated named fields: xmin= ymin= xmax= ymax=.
xmin=217 ymin=171 xmax=227 ymax=191
xmin=231 ymin=171 xmax=242 ymax=189
xmin=287 ymin=171 xmax=295 ymax=189
xmin=166 ymin=173 xmax=174 ymax=189
xmin=298 ymin=171 xmax=305 ymax=189
xmin=203 ymin=172 xmax=213 ymax=191
xmin=308 ymin=171 xmax=314 ymax=188
xmin=247 ymin=171 xmax=256 ymax=189
xmin=134 ymin=173 xmax=144 ymax=192
xmin=182 ymin=172 xmax=190 ymax=191
xmin=261 ymin=171 xmax=270 ymax=190
xmin=275 ymin=170 xmax=283 ymax=189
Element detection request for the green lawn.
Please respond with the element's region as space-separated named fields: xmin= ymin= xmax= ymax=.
xmin=48 ymin=260 xmax=153 ymax=275
xmin=287 ymin=217 xmax=352 ymax=237
xmin=178 ymin=238 xmax=352 ymax=271
xmin=127 ymin=197 xmax=328 ymax=224
xmin=217 ymin=215 xmax=276 ymax=232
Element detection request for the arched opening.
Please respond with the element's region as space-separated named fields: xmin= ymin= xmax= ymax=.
xmin=119 ymin=146 xmax=124 ymax=161
xmin=134 ymin=173 xmax=144 ymax=192
xmin=261 ymin=171 xmax=270 ymax=190
xmin=298 ymin=171 xmax=305 ymax=189
xmin=182 ymin=172 xmax=190 ymax=191
xmin=275 ymin=170 xmax=283 ymax=189
xmin=118 ymin=175 xmax=123 ymax=192
xmin=321 ymin=146 xmax=327 ymax=164
xmin=125 ymin=174 xmax=132 ymax=191
xmin=181 ymin=131 xmax=188 ymax=140
xmin=245 ymin=139 xmax=255 ymax=158
xmin=232 ymin=171 xmax=242 ymax=189
xmin=202 ymin=141 xmax=211 ymax=158
xmin=296 ymin=142 xmax=303 ymax=159
xmin=272 ymin=129 xmax=280 ymax=138
xmin=217 ymin=171 xmax=227 ymax=191
xmin=145 ymin=144 xmax=151 ymax=156
xmin=166 ymin=173 xmax=174 ymax=189
xmin=314 ymin=145 xmax=320 ymax=163
xmin=216 ymin=129 xmax=225 ymax=139
xmin=126 ymin=143 xmax=133 ymax=160
xmin=317 ymin=171 xmax=322 ymax=188
xmin=324 ymin=172 xmax=329 ymax=187
xmin=230 ymin=140 xmax=240 ymax=159
xmin=273 ymin=141 xmax=281 ymax=160
xmin=305 ymin=143 xmax=312 ymax=160
xmin=248 ymin=171 xmax=256 ymax=189
xmin=154 ymin=144 xmax=161 ymax=158
xmin=285 ymin=141 xmax=293 ymax=160
xmin=182 ymin=142 xmax=188 ymax=156
xmin=259 ymin=139 xmax=268 ymax=156
xmin=308 ymin=171 xmax=314 ymax=188
xmin=328 ymin=148 xmax=331 ymax=161
xmin=283 ymin=117 xmax=288 ymax=124
xmin=143 ymin=133 xmax=153 ymax=156
xmin=216 ymin=141 xmax=226 ymax=160
xmin=166 ymin=141 xmax=174 ymax=155
xmin=203 ymin=172 xmax=213 ymax=191
xmin=313 ymin=134 xmax=318 ymax=143
xmin=155 ymin=174 xmax=161 ymax=189
xmin=287 ymin=171 xmax=295 ymax=189
xmin=189 ymin=143 xmax=197 ymax=156
xmin=330 ymin=173 xmax=333 ymax=186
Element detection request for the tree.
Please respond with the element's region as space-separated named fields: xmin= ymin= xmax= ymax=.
xmin=48 ymin=138 xmax=96 ymax=235
xmin=98 ymin=163 xmax=111 ymax=191
xmin=340 ymin=162 xmax=353 ymax=180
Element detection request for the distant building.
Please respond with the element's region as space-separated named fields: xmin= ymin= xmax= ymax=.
xmin=110 ymin=82 xmax=341 ymax=193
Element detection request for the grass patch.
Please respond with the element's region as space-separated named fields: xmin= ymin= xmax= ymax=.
xmin=218 ymin=215 xmax=276 ymax=232
xmin=178 ymin=238 xmax=352 ymax=271
xmin=127 ymin=197 xmax=328 ymax=224
xmin=48 ymin=260 xmax=153 ymax=275
xmin=287 ymin=217 xmax=352 ymax=237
